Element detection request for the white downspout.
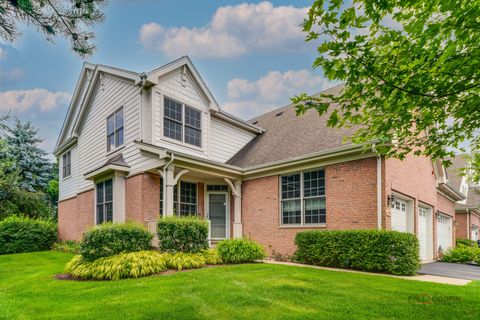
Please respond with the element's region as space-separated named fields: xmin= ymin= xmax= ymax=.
xmin=373 ymin=144 xmax=382 ymax=230
xmin=138 ymin=73 xmax=147 ymax=142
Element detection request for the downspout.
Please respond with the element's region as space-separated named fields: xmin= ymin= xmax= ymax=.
xmin=161 ymin=153 xmax=175 ymax=217
xmin=373 ymin=144 xmax=382 ymax=230
xmin=467 ymin=209 xmax=470 ymax=240
xmin=139 ymin=73 xmax=147 ymax=142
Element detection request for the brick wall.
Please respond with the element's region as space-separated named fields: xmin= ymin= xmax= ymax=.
xmin=125 ymin=173 xmax=160 ymax=226
xmin=242 ymin=157 xmax=379 ymax=257
xmin=58 ymin=189 xmax=94 ymax=241
xmin=455 ymin=213 xmax=469 ymax=239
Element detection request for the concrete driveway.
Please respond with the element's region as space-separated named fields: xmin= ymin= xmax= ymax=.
xmin=419 ymin=262 xmax=480 ymax=280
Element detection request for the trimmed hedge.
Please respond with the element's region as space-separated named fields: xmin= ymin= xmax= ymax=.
xmin=217 ymin=239 xmax=266 ymax=263
xmin=0 ymin=216 xmax=57 ymax=254
xmin=294 ymin=230 xmax=420 ymax=276
xmin=157 ymin=216 xmax=208 ymax=253
xmin=80 ymin=223 xmax=153 ymax=261
xmin=442 ymin=244 xmax=480 ymax=264
xmin=456 ymin=238 xmax=476 ymax=247
xmin=66 ymin=251 xmax=168 ymax=280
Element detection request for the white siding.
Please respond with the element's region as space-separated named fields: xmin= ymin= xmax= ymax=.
xmin=209 ymin=118 xmax=255 ymax=163
xmin=58 ymin=145 xmax=79 ymax=200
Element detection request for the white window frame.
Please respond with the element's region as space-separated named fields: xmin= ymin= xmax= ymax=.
xmin=95 ymin=177 xmax=113 ymax=225
xmin=172 ymin=180 xmax=198 ymax=216
xmin=62 ymin=150 xmax=71 ymax=179
xmin=162 ymin=96 xmax=202 ymax=148
xmin=279 ymin=168 xmax=326 ymax=227
xmin=106 ymin=107 xmax=124 ymax=153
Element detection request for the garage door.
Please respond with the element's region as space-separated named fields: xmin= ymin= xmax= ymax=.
xmin=437 ymin=214 xmax=453 ymax=252
xmin=391 ymin=199 xmax=408 ymax=232
xmin=418 ymin=207 xmax=428 ymax=260
xmin=472 ymin=225 xmax=479 ymax=242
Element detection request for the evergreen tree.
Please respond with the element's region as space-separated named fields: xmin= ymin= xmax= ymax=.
xmin=1 ymin=119 xmax=53 ymax=192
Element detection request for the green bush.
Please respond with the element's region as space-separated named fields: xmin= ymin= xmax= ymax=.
xmin=157 ymin=216 xmax=208 ymax=253
xmin=80 ymin=223 xmax=153 ymax=261
xmin=217 ymin=239 xmax=266 ymax=264
xmin=442 ymin=244 xmax=480 ymax=264
xmin=201 ymin=248 xmax=223 ymax=265
xmin=456 ymin=238 xmax=476 ymax=247
xmin=165 ymin=252 xmax=206 ymax=270
xmin=66 ymin=250 xmax=168 ymax=280
xmin=52 ymin=240 xmax=81 ymax=254
xmin=294 ymin=230 xmax=420 ymax=276
xmin=0 ymin=216 xmax=57 ymax=254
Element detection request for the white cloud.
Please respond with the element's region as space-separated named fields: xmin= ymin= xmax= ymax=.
xmin=223 ymin=69 xmax=332 ymax=119
xmin=0 ymin=47 xmax=5 ymax=60
xmin=0 ymin=67 xmax=25 ymax=82
xmin=139 ymin=1 xmax=308 ymax=58
xmin=0 ymin=89 xmax=71 ymax=113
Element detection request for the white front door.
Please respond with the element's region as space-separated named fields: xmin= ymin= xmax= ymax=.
xmin=391 ymin=199 xmax=408 ymax=232
xmin=471 ymin=225 xmax=479 ymax=242
xmin=437 ymin=214 xmax=453 ymax=252
xmin=418 ymin=207 xmax=429 ymax=260
xmin=207 ymin=192 xmax=229 ymax=239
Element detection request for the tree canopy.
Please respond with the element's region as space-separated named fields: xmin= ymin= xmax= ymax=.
xmin=0 ymin=0 xmax=105 ymax=56
xmin=293 ymin=0 xmax=480 ymax=180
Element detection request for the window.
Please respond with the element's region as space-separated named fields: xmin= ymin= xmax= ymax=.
xmin=62 ymin=151 xmax=71 ymax=178
xmin=163 ymin=97 xmax=202 ymax=147
xmin=281 ymin=169 xmax=326 ymax=225
xmin=107 ymin=108 xmax=124 ymax=152
xmin=207 ymin=185 xmax=228 ymax=192
xmin=96 ymin=179 xmax=113 ymax=224
xmin=160 ymin=179 xmax=197 ymax=217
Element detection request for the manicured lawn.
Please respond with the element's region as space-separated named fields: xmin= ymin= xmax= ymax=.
xmin=1 ymin=252 xmax=480 ymax=319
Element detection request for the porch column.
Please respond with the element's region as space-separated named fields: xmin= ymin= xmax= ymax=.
xmin=164 ymin=165 xmax=175 ymax=216
xmin=225 ymin=178 xmax=242 ymax=238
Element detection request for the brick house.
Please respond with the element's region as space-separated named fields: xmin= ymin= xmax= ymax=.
xmin=55 ymin=56 xmax=464 ymax=260
xmin=446 ymin=155 xmax=480 ymax=242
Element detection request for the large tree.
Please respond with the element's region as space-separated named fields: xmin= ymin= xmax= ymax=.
xmin=293 ymin=0 xmax=480 ymax=181
xmin=0 ymin=0 xmax=105 ymax=56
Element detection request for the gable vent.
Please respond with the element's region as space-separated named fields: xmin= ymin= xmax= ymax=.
xmin=252 ymin=120 xmax=258 ymax=125
xmin=276 ymin=111 xmax=283 ymax=117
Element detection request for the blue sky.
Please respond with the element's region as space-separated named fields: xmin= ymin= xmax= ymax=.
xmin=0 ymin=1 xmax=334 ymax=155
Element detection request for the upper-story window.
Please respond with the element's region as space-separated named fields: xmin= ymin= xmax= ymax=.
xmin=164 ymin=97 xmax=202 ymax=147
xmin=107 ymin=108 xmax=124 ymax=152
xmin=62 ymin=150 xmax=71 ymax=178
xmin=280 ymin=169 xmax=326 ymax=225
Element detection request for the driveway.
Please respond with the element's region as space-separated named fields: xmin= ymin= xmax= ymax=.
xmin=419 ymin=262 xmax=480 ymax=280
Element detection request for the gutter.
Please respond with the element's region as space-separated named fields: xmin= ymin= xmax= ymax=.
xmin=53 ymin=136 xmax=78 ymax=157
xmin=212 ymin=110 xmax=265 ymax=134
xmin=437 ymin=182 xmax=466 ymax=201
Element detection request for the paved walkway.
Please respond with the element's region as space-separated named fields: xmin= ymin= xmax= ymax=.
xmin=263 ymin=260 xmax=471 ymax=286
xmin=419 ymin=261 xmax=480 ymax=280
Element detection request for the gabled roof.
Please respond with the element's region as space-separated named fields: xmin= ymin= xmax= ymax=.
xmin=445 ymin=154 xmax=468 ymax=191
xmin=227 ymin=84 xmax=359 ymax=167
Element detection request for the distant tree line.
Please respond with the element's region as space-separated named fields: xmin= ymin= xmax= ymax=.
xmin=0 ymin=116 xmax=58 ymax=221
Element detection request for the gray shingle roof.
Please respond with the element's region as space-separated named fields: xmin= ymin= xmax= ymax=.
xmin=226 ymin=84 xmax=359 ymax=167
xmin=446 ymin=154 xmax=468 ymax=191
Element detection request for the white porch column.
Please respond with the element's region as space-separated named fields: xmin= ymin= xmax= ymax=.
xmin=112 ymin=172 xmax=126 ymax=223
xmin=164 ymin=165 xmax=175 ymax=216
xmin=225 ymin=178 xmax=243 ymax=238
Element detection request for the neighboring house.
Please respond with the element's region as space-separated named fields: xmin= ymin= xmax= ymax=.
xmin=446 ymin=155 xmax=480 ymax=242
xmin=55 ymin=56 xmax=465 ymax=259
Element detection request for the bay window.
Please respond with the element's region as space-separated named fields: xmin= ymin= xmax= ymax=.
xmin=281 ymin=169 xmax=326 ymax=225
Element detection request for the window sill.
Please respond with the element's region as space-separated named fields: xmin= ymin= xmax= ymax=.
xmin=278 ymin=224 xmax=326 ymax=229
xmin=161 ymin=136 xmax=205 ymax=153
xmin=106 ymin=144 xmax=125 ymax=157
xmin=62 ymin=175 xmax=72 ymax=181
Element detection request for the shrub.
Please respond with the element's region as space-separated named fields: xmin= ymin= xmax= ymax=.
xmin=165 ymin=252 xmax=206 ymax=270
xmin=201 ymin=249 xmax=223 ymax=265
xmin=442 ymin=244 xmax=480 ymax=264
xmin=80 ymin=223 xmax=153 ymax=261
xmin=52 ymin=240 xmax=81 ymax=254
xmin=294 ymin=230 xmax=420 ymax=276
xmin=66 ymin=251 xmax=168 ymax=280
xmin=157 ymin=216 xmax=208 ymax=253
xmin=217 ymin=239 xmax=266 ymax=264
xmin=456 ymin=238 xmax=476 ymax=247
xmin=0 ymin=216 xmax=57 ymax=254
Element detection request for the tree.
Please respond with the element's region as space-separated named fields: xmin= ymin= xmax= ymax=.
xmin=293 ymin=0 xmax=480 ymax=178
xmin=1 ymin=119 xmax=53 ymax=192
xmin=0 ymin=0 xmax=105 ymax=57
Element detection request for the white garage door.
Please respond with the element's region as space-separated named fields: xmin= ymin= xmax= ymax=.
xmin=391 ymin=199 xmax=408 ymax=232
xmin=472 ymin=225 xmax=479 ymax=242
xmin=437 ymin=214 xmax=453 ymax=252
xmin=418 ymin=207 xmax=428 ymax=260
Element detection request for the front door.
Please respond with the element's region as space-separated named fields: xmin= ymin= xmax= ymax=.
xmin=208 ymin=193 xmax=228 ymax=239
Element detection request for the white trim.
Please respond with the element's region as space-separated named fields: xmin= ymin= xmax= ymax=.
xmin=206 ymin=190 xmax=230 ymax=240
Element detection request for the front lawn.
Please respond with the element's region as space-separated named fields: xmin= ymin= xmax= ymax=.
xmin=1 ymin=252 xmax=479 ymax=319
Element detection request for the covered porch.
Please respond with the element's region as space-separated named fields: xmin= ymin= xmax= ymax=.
xmin=135 ymin=141 xmax=244 ymax=243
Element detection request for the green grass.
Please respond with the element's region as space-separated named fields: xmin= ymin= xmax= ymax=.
xmin=1 ymin=252 xmax=480 ymax=319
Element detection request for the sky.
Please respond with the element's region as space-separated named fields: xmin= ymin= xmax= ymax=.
xmin=0 ymin=0 xmax=334 ymax=156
